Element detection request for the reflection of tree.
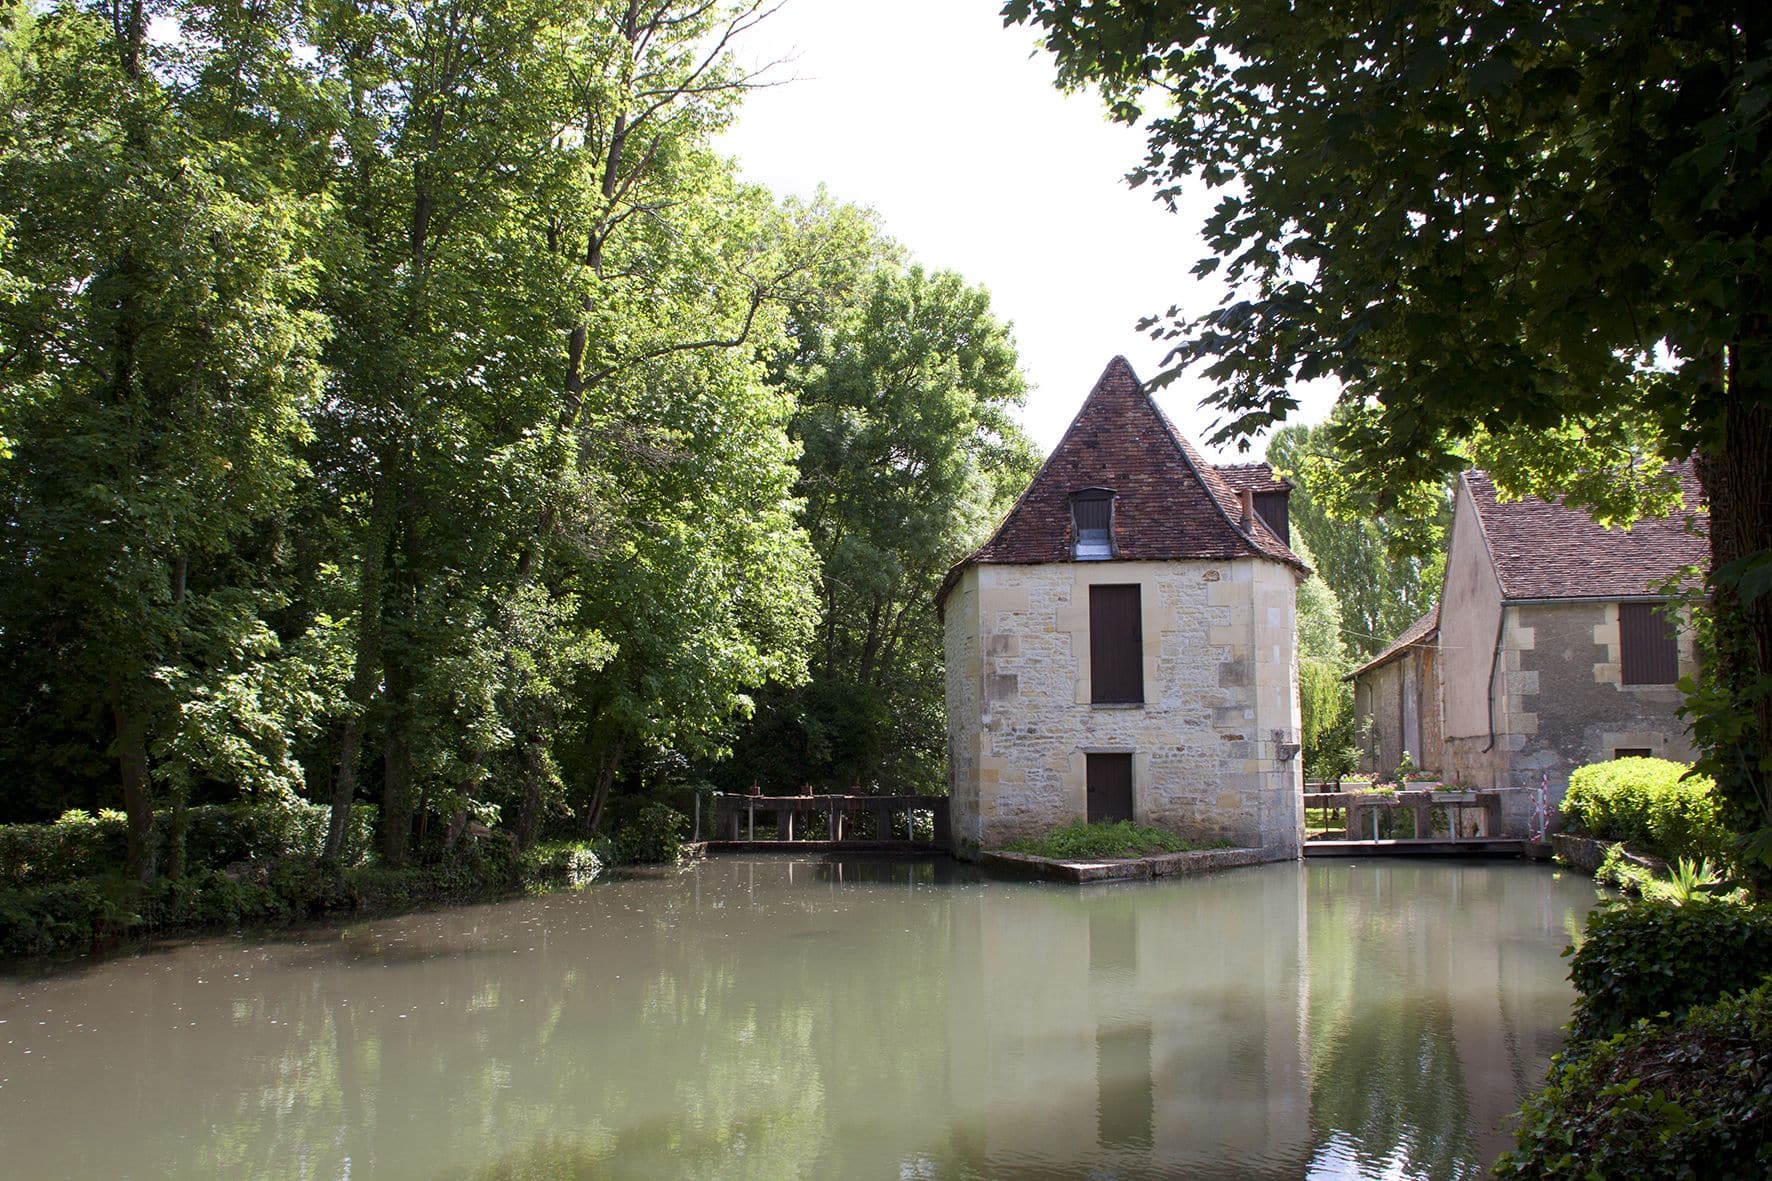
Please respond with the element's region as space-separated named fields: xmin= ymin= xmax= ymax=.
xmin=0 ymin=859 xmax=1596 ymax=1180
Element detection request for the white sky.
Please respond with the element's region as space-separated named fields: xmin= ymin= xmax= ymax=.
xmin=716 ymin=0 xmax=1338 ymax=460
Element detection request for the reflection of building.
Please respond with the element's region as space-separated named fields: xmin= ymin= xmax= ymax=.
xmin=939 ymin=357 xmax=1306 ymax=856
xmin=944 ymin=866 xmax=1316 ymax=1176
xmin=1352 ymin=467 xmax=1705 ymax=829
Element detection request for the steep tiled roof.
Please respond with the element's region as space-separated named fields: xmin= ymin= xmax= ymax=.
xmin=1215 ymin=463 xmax=1292 ymax=494
xmin=1465 ymin=466 xmax=1708 ymax=601
xmin=1348 ymin=602 xmax=1439 ymax=680
xmin=936 ymin=357 xmax=1305 ymax=605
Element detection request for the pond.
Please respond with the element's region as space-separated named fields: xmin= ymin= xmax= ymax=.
xmin=0 ymin=857 xmax=1597 ymax=1180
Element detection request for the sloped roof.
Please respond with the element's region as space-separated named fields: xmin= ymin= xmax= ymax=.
xmin=1465 ymin=465 xmax=1708 ymax=601
xmin=936 ymin=357 xmax=1305 ymax=605
xmin=1215 ymin=462 xmax=1292 ymax=494
xmin=1348 ymin=602 xmax=1439 ymax=680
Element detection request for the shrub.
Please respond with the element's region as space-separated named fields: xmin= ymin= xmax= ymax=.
xmin=1567 ymin=899 xmax=1772 ymax=1045
xmin=0 ymin=880 xmax=117 ymax=958
xmin=1002 ymin=820 xmax=1223 ymax=860
xmin=1494 ymin=983 xmax=1772 ymax=1181
xmin=1561 ymin=756 xmax=1732 ymax=866
xmin=0 ymin=810 xmax=132 ymax=887
xmin=522 ymin=841 xmax=603 ymax=886
xmin=0 ymin=803 xmax=378 ymax=890
xmin=612 ymin=802 xmax=688 ymax=864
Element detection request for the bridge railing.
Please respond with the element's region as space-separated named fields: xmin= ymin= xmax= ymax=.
xmin=1303 ymin=789 xmax=1503 ymax=842
xmin=706 ymin=793 xmax=950 ymax=848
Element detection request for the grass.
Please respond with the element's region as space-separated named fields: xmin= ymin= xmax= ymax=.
xmin=1000 ymin=820 xmax=1228 ymax=860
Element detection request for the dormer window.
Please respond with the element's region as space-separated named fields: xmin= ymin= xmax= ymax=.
xmin=1072 ymin=489 xmax=1116 ymax=560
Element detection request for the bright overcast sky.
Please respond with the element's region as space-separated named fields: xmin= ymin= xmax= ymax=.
xmin=716 ymin=0 xmax=1338 ymax=460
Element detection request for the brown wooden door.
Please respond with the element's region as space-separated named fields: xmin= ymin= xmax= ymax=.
xmin=1087 ymin=753 xmax=1134 ymax=824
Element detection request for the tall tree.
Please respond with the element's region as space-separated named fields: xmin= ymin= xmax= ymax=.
xmin=0 ymin=0 xmax=330 ymax=878
xmin=1006 ymin=0 xmax=1772 ymax=868
xmin=724 ymin=256 xmax=1039 ymax=794
xmin=1266 ymin=420 xmax=1446 ymax=658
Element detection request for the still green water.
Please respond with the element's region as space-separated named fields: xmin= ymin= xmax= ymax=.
xmin=0 ymin=857 xmax=1596 ymax=1180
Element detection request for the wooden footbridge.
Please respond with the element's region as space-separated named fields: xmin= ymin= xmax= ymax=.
xmin=1301 ymin=788 xmax=1543 ymax=857
xmin=699 ymin=792 xmax=950 ymax=853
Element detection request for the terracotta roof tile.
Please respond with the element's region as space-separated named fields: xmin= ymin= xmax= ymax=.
xmin=1215 ymin=463 xmax=1292 ymax=494
xmin=937 ymin=357 xmax=1305 ymax=605
xmin=1466 ymin=466 xmax=1708 ymax=601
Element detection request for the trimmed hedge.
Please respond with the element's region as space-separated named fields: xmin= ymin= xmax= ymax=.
xmin=1494 ymin=983 xmax=1772 ymax=1180
xmin=1567 ymin=900 xmax=1772 ymax=1046
xmin=1560 ymin=757 xmax=1731 ymax=866
xmin=0 ymin=802 xmax=377 ymax=888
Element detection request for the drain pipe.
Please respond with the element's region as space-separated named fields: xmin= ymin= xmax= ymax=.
xmin=1482 ymin=606 xmax=1507 ymax=753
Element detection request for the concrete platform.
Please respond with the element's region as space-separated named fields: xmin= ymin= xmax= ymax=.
xmin=1303 ymin=838 xmax=1550 ymax=859
xmin=978 ymin=845 xmax=1283 ymax=884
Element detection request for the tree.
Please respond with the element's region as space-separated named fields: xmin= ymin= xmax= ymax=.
xmin=1266 ymin=420 xmax=1446 ymax=659
xmin=723 ymin=254 xmax=1039 ymax=794
xmin=0 ymin=0 xmax=331 ymax=879
xmin=1292 ymin=535 xmax=1356 ymax=781
xmin=1006 ymin=0 xmax=1772 ymax=869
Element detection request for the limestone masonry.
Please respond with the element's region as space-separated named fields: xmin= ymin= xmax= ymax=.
xmin=939 ymin=357 xmax=1306 ymax=858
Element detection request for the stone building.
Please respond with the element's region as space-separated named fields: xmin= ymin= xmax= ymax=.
xmin=1348 ymin=603 xmax=1441 ymax=779
xmin=1351 ymin=466 xmax=1707 ymax=828
xmin=937 ymin=357 xmax=1307 ymax=858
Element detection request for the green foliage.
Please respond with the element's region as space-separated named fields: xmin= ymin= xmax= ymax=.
xmin=610 ymin=802 xmax=688 ymax=865
xmin=1494 ymin=983 xmax=1772 ymax=1181
xmin=1565 ymin=900 xmax=1772 ymax=1046
xmin=0 ymin=803 xmax=375 ymax=888
xmin=1267 ymin=422 xmax=1446 ymax=660
xmin=0 ymin=879 xmax=118 ymax=958
xmin=1561 ymin=757 xmax=1732 ymax=867
xmin=0 ymin=809 xmax=129 ymax=887
xmin=721 ymin=253 xmax=1037 ymax=797
xmin=1002 ymin=821 xmax=1223 ymax=860
xmin=1005 ymin=0 xmax=1772 ymax=889
xmin=1292 ymin=533 xmax=1357 ymax=781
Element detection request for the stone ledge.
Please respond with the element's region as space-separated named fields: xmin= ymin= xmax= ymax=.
xmin=977 ymin=844 xmax=1288 ymax=884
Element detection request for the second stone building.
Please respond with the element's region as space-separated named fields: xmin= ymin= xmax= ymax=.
xmin=937 ymin=357 xmax=1307 ymax=858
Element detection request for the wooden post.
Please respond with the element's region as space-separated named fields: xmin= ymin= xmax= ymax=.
xmin=747 ymin=798 xmax=754 ymax=842
xmin=781 ymin=806 xmax=794 ymax=842
xmin=933 ymin=799 xmax=951 ymax=847
xmin=1412 ymin=797 xmax=1431 ymax=840
xmin=829 ymin=798 xmax=842 ymax=843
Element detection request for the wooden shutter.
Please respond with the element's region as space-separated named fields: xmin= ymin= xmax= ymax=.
xmin=1090 ymin=584 xmax=1143 ymax=704
xmin=1086 ymin=753 xmax=1134 ymax=823
xmin=1619 ymin=602 xmax=1679 ymax=685
xmin=1253 ymin=490 xmax=1290 ymax=546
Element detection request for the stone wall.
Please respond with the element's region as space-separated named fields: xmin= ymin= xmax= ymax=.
xmin=943 ymin=558 xmax=1303 ymax=856
xmin=1441 ymin=601 xmax=1698 ymax=832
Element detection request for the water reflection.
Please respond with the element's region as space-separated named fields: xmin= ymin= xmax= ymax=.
xmin=0 ymin=858 xmax=1594 ymax=1180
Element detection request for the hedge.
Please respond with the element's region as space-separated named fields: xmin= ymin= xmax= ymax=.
xmin=0 ymin=802 xmax=377 ymax=888
xmin=1560 ymin=757 xmax=1732 ymax=866
xmin=1494 ymin=983 xmax=1772 ymax=1180
xmin=1566 ymin=899 xmax=1772 ymax=1046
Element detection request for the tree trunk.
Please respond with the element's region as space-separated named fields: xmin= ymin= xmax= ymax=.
xmin=1694 ymin=383 xmax=1772 ymax=854
xmin=324 ymin=478 xmax=392 ymax=861
xmin=109 ymin=674 xmax=155 ymax=883
xmin=512 ymin=731 xmax=550 ymax=850
xmin=582 ymin=738 xmax=625 ymax=835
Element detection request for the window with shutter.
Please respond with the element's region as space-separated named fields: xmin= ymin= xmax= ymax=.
xmin=1619 ymin=602 xmax=1679 ymax=685
xmin=1090 ymin=584 xmax=1143 ymax=704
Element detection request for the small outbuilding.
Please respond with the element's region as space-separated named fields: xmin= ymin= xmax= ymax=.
xmin=937 ymin=357 xmax=1308 ymax=858
xmin=1351 ymin=465 xmax=1707 ymax=829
